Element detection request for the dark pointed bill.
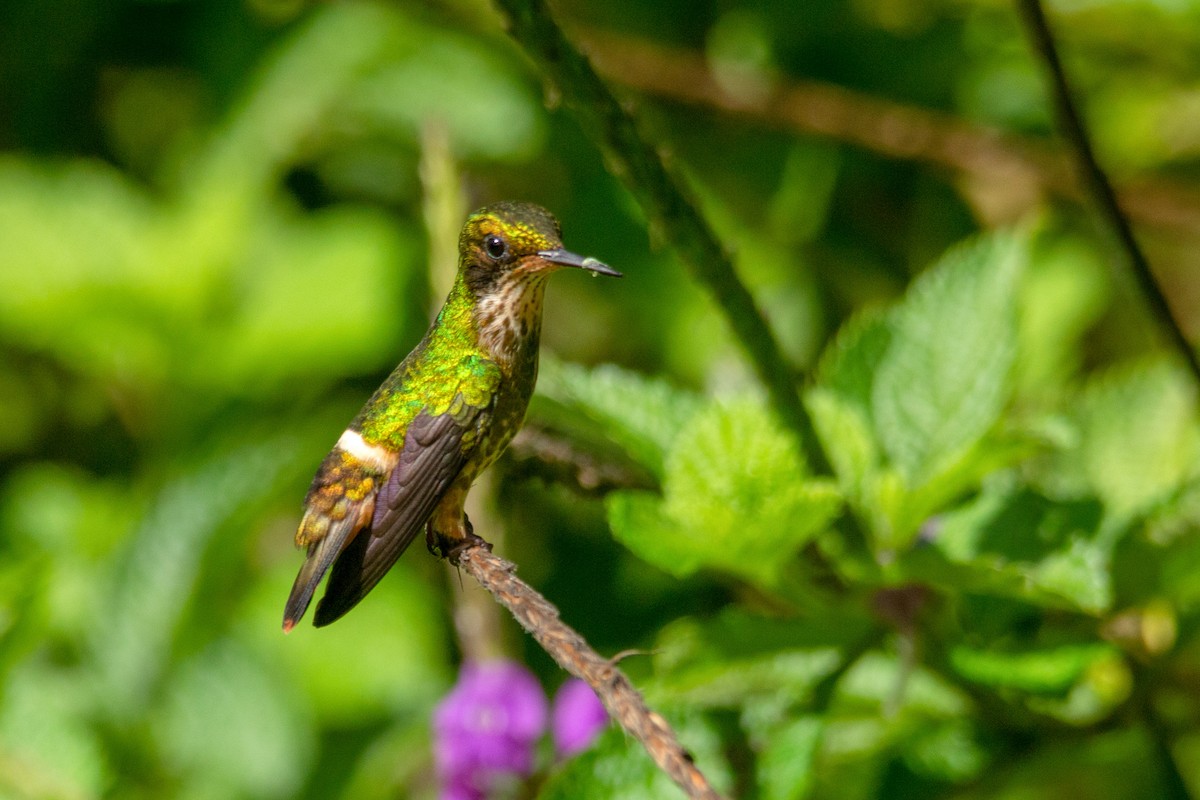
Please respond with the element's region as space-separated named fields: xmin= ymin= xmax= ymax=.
xmin=538 ymin=248 xmax=623 ymax=277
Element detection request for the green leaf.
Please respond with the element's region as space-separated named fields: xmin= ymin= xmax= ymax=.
xmin=536 ymin=359 xmax=703 ymax=477
xmin=805 ymin=387 xmax=878 ymax=501
xmin=949 ymin=643 xmax=1116 ymax=694
xmin=1014 ymin=235 xmax=1110 ymax=397
xmin=838 ymin=652 xmax=971 ymax=717
xmin=538 ymin=711 xmax=730 ymax=800
xmin=815 ymin=308 xmax=893 ymax=417
xmin=871 ymin=233 xmax=1022 ymax=484
xmin=607 ymin=398 xmax=842 ymax=586
xmin=903 ymin=483 xmax=1112 ymax=612
xmin=933 ymin=481 xmax=1103 ymax=564
xmin=1072 ymin=358 xmax=1198 ymax=521
xmin=606 ymin=492 xmax=693 ymax=575
xmin=902 ymin=719 xmax=987 ymax=781
xmin=754 ymin=714 xmax=824 ymax=800
xmin=1029 ymin=537 xmax=1112 ymax=613
xmin=184 ymin=2 xmax=405 ymax=202
xmin=649 ymin=610 xmax=862 ymax=709
xmin=654 ymin=646 xmax=844 ymax=710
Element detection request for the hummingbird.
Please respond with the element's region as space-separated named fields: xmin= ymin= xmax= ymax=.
xmin=283 ymin=201 xmax=621 ymax=631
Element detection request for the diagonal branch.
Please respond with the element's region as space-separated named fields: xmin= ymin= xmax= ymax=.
xmin=1015 ymin=0 xmax=1200 ymax=386
xmin=491 ymin=0 xmax=830 ymax=474
xmin=452 ymin=542 xmax=725 ymax=800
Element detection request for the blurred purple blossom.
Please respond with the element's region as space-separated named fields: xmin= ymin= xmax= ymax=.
xmin=551 ymin=678 xmax=609 ymax=757
xmin=433 ymin=660 xmax=548 ymax=799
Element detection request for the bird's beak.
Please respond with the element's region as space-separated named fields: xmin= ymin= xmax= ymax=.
xmin=538 ymin=248 xmax=623 ymax=278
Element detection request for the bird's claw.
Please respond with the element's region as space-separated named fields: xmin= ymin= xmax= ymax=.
xmin=426 ymin=516 xmax=491 ymax=564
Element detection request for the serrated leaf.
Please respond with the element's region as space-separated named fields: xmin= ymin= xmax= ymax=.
xmin=871 ymin=233 xmax=1022 ymax=484
xmin=536 ymin=359 xmax=703 ymax=476
xmin=606 ymin=492 xmax=695 ymax=577
xmin=816 ymin=308 xmax=893 ymax=416
xmin=538 ymin=711 xmax=730 ymax=800
xmin=607 ymin=399 xmax=842 ymax=587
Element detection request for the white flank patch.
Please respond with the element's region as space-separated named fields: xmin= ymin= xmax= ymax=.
xmin=336 ymin=429 xmax=395 ymax=470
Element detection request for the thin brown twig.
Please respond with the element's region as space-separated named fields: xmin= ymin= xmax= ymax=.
xmin=1015 ymin=0 xmax=1200 ymax=386
xmin=452 ymin=542 xmax=726 ymax=800
xmin=504 ymin=423 xmax=659 ymax=496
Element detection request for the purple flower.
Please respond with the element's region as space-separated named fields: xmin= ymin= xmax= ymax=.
xmin=551 ymin=679 xmax=608 ymax=757
xmin=433 ymin=661 xmax=548 ymax=797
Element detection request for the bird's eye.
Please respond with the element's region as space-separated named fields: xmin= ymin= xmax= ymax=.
xmin=484 ymin=235 xmax=508 ymax=260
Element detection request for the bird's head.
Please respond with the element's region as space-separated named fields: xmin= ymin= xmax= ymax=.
xmin=458 ymin=201 xmax=621 ymax=298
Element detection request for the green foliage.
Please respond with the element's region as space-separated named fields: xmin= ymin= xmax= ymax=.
xmin=1070 ymin=360 xmax=1198 ymax=521
xmin=606 ymin=395 xmax=841 ymax=586
xmin=808 ymin=232 xmax=1028 ymax=552
xmin=871 ymin=233 xmax=1022 ymax=485
xmin=534 ymin=358 xmax=704 ymax=477
xmin=555 ymin=219 xmax=1200 ymax=798
xmin=3 ymin=0 xmax=1200 ymax=798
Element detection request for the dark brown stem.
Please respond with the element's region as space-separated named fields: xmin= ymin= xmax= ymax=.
xmin=504 ymin=423 xmax=659 ymax=496
xmin=452 ymin=543 xmax=726 ymax=800
xmin=491 ymin=0 xmax=830 ymax=475
xmin=1015 ymin=0 xmax=1200 ymax=385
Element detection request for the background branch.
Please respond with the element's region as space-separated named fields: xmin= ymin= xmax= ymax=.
xmin=491 ymin=0 xmax=830 ymax=473
xmin=1015 ymin=0 xmax=1200 ymax=385
xmin=453 ymin=542 xmax=726 ymax=800
xmin=577 ymin=30 xmax=1200 ymax=234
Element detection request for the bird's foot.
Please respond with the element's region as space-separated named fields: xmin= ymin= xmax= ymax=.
xmin=427 ymin=516 xmax=491 ymax=564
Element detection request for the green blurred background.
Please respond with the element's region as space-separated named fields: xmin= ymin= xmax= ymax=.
xmin=2 ymin=0 xmax=1200 ymax=798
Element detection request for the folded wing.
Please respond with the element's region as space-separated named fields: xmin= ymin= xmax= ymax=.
xmin=313 ymin=406 xmax=484 ymax=626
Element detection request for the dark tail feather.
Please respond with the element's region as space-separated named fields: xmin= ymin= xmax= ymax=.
xmin=313 ymin=520 xmax=424 ymax=627
xmin=283 ymin=555 xmax=324 ymax=631
xmin=283 ymin=532 xmax=346 ymax=631
xmin=312 ymin=526 xmax=374 ymax=626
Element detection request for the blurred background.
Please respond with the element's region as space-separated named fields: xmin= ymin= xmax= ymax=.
xmin=2 ymin=0 xmax=1200 ymax=798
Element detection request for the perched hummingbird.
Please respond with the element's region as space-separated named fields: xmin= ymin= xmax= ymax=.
xmin=283 ymin=201 xmax=621 ymax=631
